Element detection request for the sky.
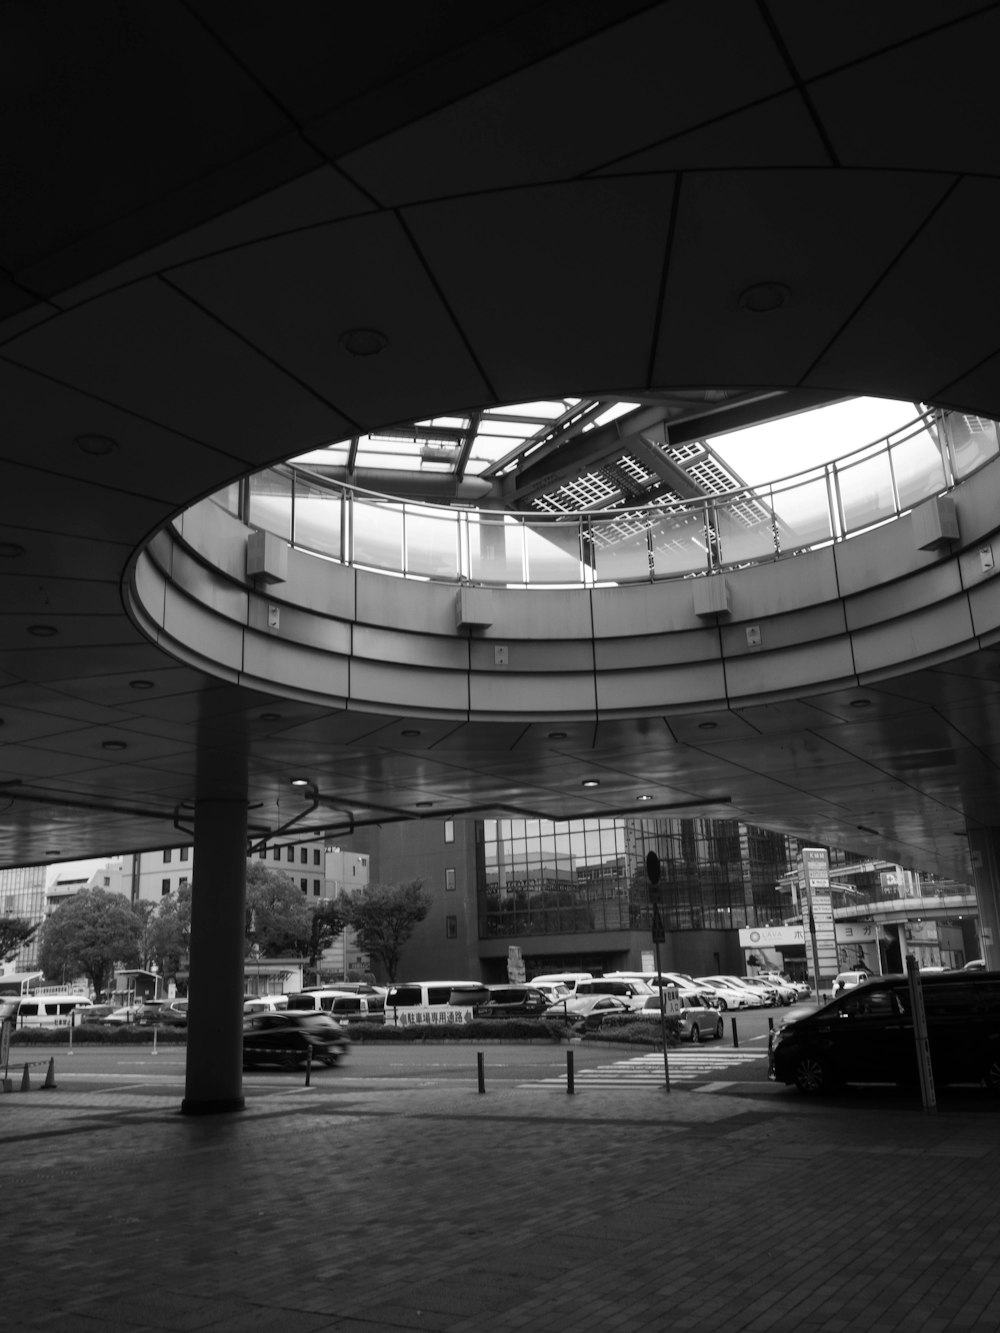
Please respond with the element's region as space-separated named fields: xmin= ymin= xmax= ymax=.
xmin=709 ymin=395 xmax=922 ymax=487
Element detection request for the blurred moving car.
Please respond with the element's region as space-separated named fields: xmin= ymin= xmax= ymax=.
xmin=136 ymin=999 xmax=188 ymax=1027
xmin=543 ymin=994 xmax=633 ymax=1030
xmin=243 ymin=1011 xmax=349 ymax=1068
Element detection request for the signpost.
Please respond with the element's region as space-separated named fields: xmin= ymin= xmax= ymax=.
xmin=646 ymin=851 xmax=670 ymax=1092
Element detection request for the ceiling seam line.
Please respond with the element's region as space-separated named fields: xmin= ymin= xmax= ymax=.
xmin=157 ymin=274 xmax=363 ymax=430
xmin=394 ymin=210 xmax=500 ymax=403
xmin=756 ymin=0 xmax=840 ymax=168
xmin=796 ymin=175 xmax=966 ymax=388
xmin=0 ymin=355 xmax=261 ymax=472
xmin=645 ymin=174 xmax=683 ymax=391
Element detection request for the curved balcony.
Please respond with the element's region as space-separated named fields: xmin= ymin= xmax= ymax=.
xmin=210 ymin=407 xmax=998 ymax=587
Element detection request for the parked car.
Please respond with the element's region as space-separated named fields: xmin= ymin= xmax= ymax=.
xmin=543 ymin=994 xmax=633 ymax=1030
xmin=136 ymin=999 xmax=188 ymax=1027
xmin=831 ymin=970 xmax=873 ymax=998
xmin=287 ymin=991 xmax=385 ymax=1025
xmin=77 ymin=1002 xmax=117 ymax=1025
xmin=762 ymin=972 xmax=811 ymax=1000
xmin=694 ymin=977 xmax=759 ymax=1010
xmin=242 ymin=1011 xmax=349 ymax=1069
xmin=747 ymin=974 xmax=798 ymax=1005
xmin=475 ymin=985 xmax=550 ymax=1019
xmin=573 ymin=978 xmax=653 ymax=1010
xmin=243 ymin=996 xmax=288 ymax=1015
xmin=609 ymin=992 xmax=724 ymax=1043
xmin=737 ymin=977 xmax=786 ymax=1006
xmin=769 ymin=970 xmax=1000 ymax=1094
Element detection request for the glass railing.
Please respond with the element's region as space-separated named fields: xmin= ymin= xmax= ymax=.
xmin=211 ymin=408 xmax=999 ymax=587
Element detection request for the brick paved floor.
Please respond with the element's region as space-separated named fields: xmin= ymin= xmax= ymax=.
xmin=1 ymin=1072 xmax=997 ymax=1332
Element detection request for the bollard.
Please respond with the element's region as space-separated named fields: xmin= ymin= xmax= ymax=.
xmin=567 ymin=1049 xmax=575 ymax=1095
xmin=731 ymin=1016 xmax=739 ymax=1048
xmin=477 ymin=1051 xmax=485 ymax=1094
xmin=42 ymin=1058 xmax=56 ymax=1090
xmin=151 ymin=1026 xmax=158 ymax=1056
xmin=68 ymin=1020 xmax=74 ymax=1055
xmin=305 ymin=1047 xmax=312 ymax=1087
xmin=20 ymin=1063 xmax=30 ymax=1091
xmin=768 ymin=1016 xmax=774 ymax=1051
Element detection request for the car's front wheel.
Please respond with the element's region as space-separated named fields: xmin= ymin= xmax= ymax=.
xmin=716 ymin=998 xmax=728 ymax=1011
xmin=689 ymin=1024 xmax=700 ymax=1044
xmin=793 ymin=1053 xmax=835 ymax=1094
xmin=714 ymin=1019 xmax=724 ymax=1040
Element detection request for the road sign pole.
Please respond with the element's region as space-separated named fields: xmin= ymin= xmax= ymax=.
xmin=654 ymin=935 xmax=670 ymax=1093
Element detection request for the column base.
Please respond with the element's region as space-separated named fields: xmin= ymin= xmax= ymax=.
xmin=180 ymin=1096 xmax=246 ymax=1116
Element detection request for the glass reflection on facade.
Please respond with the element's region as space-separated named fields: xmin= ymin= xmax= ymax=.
xmin=478 ymin=816 xmax=795 ymax=939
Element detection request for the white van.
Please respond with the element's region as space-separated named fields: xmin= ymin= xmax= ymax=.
xmin=15 ymin=995 xmax=94 ymax=1028
xmin=530 ymin=972 xmax=593 ymax=997
xmin=384 ymin=981 xmax=489 ymax=1027
xmin=285 ymin=990 xmax=385 ymax=1025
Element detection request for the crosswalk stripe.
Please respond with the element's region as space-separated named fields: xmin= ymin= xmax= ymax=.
xmin=521 ymin=1048 xmax=765 ymax=1090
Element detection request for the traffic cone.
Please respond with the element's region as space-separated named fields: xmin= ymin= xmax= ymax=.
xmin=42 ymin=1058 xmax=56 ymax=1090
xmin=20 ymin=1063 xmax=30 ymax=1091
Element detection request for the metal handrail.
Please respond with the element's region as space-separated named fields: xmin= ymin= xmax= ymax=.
xmin=211 ymin=407 xmax=998 ymax=588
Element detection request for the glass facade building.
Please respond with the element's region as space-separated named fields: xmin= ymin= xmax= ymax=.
xmin=478 ymin=816 xmax=797 ymax=941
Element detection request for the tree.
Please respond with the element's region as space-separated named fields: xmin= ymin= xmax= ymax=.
xmin=306 ymin=897 xmax=348 ymax=982
xmin=342 ymin=879 xmax=432 ymax=982
xmin=245 ymin=861 xmax=313 ymax=957
xmin=146 ymin=883 xmax=193 ymax=984
xmin=36 ymin=888 xmax=142 ymax=997
xmin=0 ymin=916 xmax=38 ymax=963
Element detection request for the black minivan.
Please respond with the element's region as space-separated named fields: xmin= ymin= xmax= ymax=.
xmin=768 ymin=970 xmax=1000 ymax=1094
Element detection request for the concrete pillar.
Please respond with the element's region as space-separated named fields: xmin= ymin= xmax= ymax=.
xmin=964 ymin=826 xmax=1000 ymax=970
xmin=182 ymin=796 xmax=248 ymax=1114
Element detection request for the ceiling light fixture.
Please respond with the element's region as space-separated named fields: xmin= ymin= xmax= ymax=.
xmin=738 ymin=282 xmax=790 ymax=314
xmin=0 ymin=542 xmax=26 ymax=558
xmin=129 ymin=679 xmax=155 ymax=690
xmin=850 ymin=699 xmax=872 ymax=709
xmin=46 ymin=849 xmax=60 ymax=856
xmin=28 ymin=624 xmax=57 ymax=637
xmin=102 ymin=740 xmax=127 ymax=751
xmin=290 ymin=777 xmax=311 ymax=787
xmin=415 ymin=800 xmax=433 ymax=808
xmin=698 ymin=721 xmax=718 ymax=730
xmin=75 ymin=434 xmax=118 ymax=456
xmin=548 ymin=731 xmax=568 ymax=740
xmin=401 ymin=729 xmax=421 ymax=737
xmin=259 ymin=712 xmax=281 ymax=721
xmin=339 ymin=327 xmax=389 ymax=357
xmin=582 ymin=779 xmax=600 ymax=788
xmin=637 ymin=794 xmax=653 ymax=802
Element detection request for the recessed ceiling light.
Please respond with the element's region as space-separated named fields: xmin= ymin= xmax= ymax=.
xmin=129 ymin=679 xmax=155 ymax=690
xmin=0 ymin=542 xmax=26 ymax=558
xmin=850 ymin=699 xmax=872 ymax=709
xmin=75 ymin=434 xmax=118 ymax=456
xmin=102 ymin=740 xmax=127 ymax=751
xmin=28 ymin=624 xmax=57 ymax=637
xmin=698 ymin=721 xmax=718 ymax=730
xmin=582 ymin=779 xmax=600 ymax=788
xmin=636 ymin=794 xmax=653 ymax=802
xmin=401 ymin=729 xmax=421 ymax=737
xmin=738 ymin=282 xmax=790 ymax=314
xmin=290 ymin=777 xmax=311 ymax=787
xmin=339 ymin=327 xmax=389 ymax=357
xmin=46 ymin=849 xmax=60 ymax=856
xmin=415 ymin=800 xmax=434 ymax=808
xmin=548 ymin=731 xmax=567 ymax=740
xmin=259 ymin=712 xmax=281 ymax=721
